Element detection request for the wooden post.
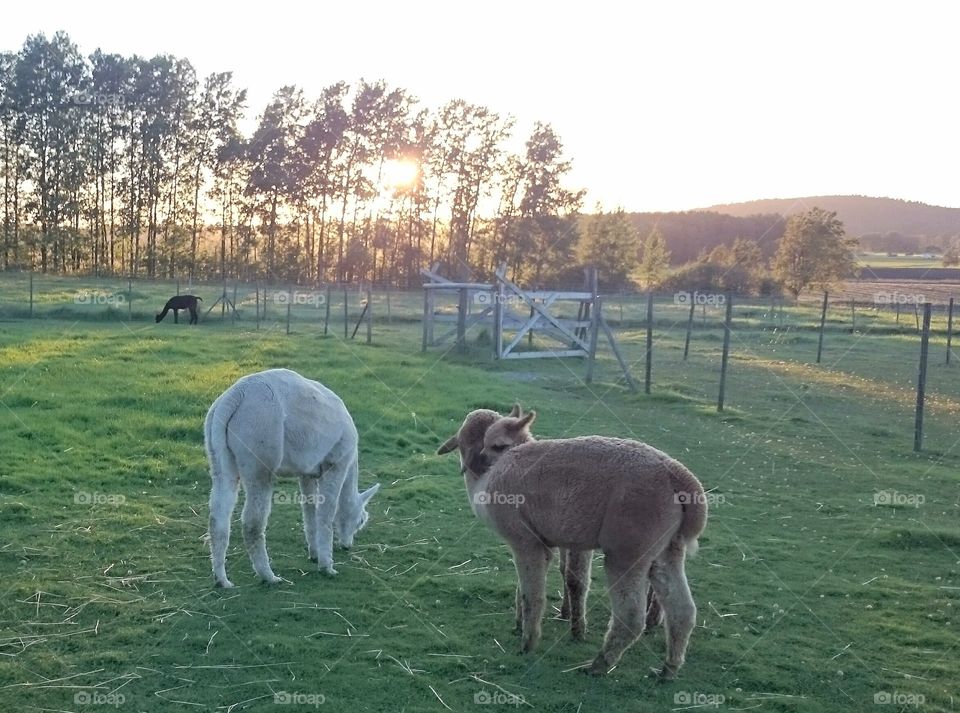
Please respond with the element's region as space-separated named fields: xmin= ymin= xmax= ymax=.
xmin=29 ymin=272 xmax=34 ymax=318
xmin=717 ymin=294 xmax=733 ymax=412
xmin=232 ymin=283 xmax=238 ymax=324
xmin=644 ymin=291 xmax=653 ymax=394
xmin=850 ymin=299 xmax=856 ymax=333
xmin=343 ymin=288 xmax=348 ymax=339
xmin=457 ymin=287 xmax=468 ymax=353
xmin=914 ymin=302 xmax=920 ymax=331
xmin=286 ymin=290 xmax=292 ymax=335
xmin=324 ymin=286 xmax=331 ymax=335
xmin=176 ymin=277 xmax=180 ymax=295
xmin=493 ymin=281 xmax=504 ymax=359
xmin=683 ymin=299 xmax=695 ymax=361
xmin=947 ymin=297 xmax=954 ymax=364
xmin=816 ymin=291 xmax=828 ymax=364
xmin=914 ymin=303 xmax=932 ymax=452
xmin=421 ymin=288 xmax=430 ymax=352
xmin=366 ymin=288 xmax=372 ymax=344
xmin=585 ymin=295 xmax=602 ymax=383
xmin=896 ymin=301 xmax=901 ymax=325
xmin=255 ymin=282 xmax=260 ymax=330
xmin=386 ymin=285 xmax=392 ymax=324
xmin=128 ymin=278 xmax=132 ymax=320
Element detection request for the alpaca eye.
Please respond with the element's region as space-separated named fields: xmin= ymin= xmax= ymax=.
xmin=492 ymin=444 xmax=508 ymax=452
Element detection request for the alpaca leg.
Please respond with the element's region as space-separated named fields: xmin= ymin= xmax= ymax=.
xmin=299 ymin=475 xmax=322 ymax=561
xmin=312 ymin=465 xmax=348 ymax=575
xmin=645 ymin=582 xmax=664 ymax=631
xmin=588 ymin=555 xmax=650 ymax=675
xmin=173 ymin=309 xmax=179 ymax=323
xmin=565 ymin=549 xmax=592 ymax=640
xmin=190 ymin=307 xmax=198 ymax=324
xmin=649 ymin=543 xmax=696 ymax=679
xmin=514 ymin=584 xmax=523 ymax=634
xmin=513 ymin=543 xmax=552 ymax=653
xmin=240 ymin=475 xmax=281 ymax=584
xmin=209 ymin=471 xmax=240 ymax=588
xmin=558 ymin=548 xmax=570 ymax=619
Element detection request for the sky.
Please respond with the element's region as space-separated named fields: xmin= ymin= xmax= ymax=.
xmin=3 ymin=1 xmax=958 ymax=212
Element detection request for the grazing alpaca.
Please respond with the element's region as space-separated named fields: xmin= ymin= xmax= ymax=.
xmin=438 ymin=409 xmax=707 ymax=678
xmin=479 ymin=408 xmax=663 ymax=640
xmin=156 ymin=295 xmax=202 ymax=324
xmin=205 ymin=368 xmax=380 ymax=587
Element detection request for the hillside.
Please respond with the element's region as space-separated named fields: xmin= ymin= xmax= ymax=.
xmin=702 ymin=195 xmax=960 ymax=238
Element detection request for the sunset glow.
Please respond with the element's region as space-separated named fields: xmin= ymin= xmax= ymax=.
xmin=381 ymin=158 xmax=419 ymax=190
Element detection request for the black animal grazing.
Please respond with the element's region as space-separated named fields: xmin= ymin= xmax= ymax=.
xmin=156 ymin=295 xmax=202 ymax=324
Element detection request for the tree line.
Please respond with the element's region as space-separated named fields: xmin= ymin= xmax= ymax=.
xmin=0 ymin=32 xmax=585 ymax=286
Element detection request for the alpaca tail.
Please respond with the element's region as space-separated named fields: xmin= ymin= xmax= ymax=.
xmin=204 ymin=390 xmax=243 ymax=488
xmin=196 ymin=297 xmax=203 ymax=301
xmin=669 ymin=464 xmax=708 ymax=557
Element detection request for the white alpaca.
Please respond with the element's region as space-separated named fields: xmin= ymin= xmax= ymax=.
xmin=205 ymin=368 xmax=380 ymax=587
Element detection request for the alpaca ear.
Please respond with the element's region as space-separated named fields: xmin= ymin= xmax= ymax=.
xmin=437 ymin=435 xmax=459 ymax=455
xmin=518 ymin=410 xmax=536 ymax=429
xmin=359 ymin=483 xmax=380 ymax=506
xmin=508 ymin=403 xmax=522 ymax=417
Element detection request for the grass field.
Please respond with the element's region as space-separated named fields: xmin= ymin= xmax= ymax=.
xmin=1 ymin=295 xmax=958 ymax=711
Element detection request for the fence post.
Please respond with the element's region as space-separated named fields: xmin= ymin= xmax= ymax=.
xmin=324 ymin=286 xmax=332 ymax=336
xmin=717 ymin=293 xmax=733 ymax=412
xmin=421 ymin=288 xmax=430 ymax=352
xmin=128 ymin=278 xmax=132 ymax=320
xmin=343 ymin=288 xmax=348 ymax=339
xmin=683 ymin=298 xmax=695 ymax=361
xmin=286 ymin=289 xmax=292 ymax=335
xmin=816 ymin=291 xmax=828 ymax=363
xmin=914 ymin=303 xmax=932 ymax=452
xmin=850 ymin=299 xmax=856 ymax=333
xmin=366 ymin=288 xmax=372 ymax=344
xmin=644 ymin=291 xmax=653 ymax=394
xmin=29 ymin=272 xmax=34 ymax=318
xmin=946 ymin=297 xmax=954 ymax=364
xmin=457 ymin=287 xmax=468 ymax=353
xmin=386 ymin=285 xmax=392 ymax=324
xmin=232 ymin=283 xmax=238 ymax=324
xmin=585 ymin=295 xmax=602 ymax=384
xmin=255 ymin=282 xmax=260 ymax=330
xmin=176 ymin=278 xmax=180 ymax=296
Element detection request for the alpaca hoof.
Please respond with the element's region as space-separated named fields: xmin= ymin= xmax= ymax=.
xmin=571 ymin=627 xmax=586 ymax=642
xmin=320 ymin=564 xmax=338 ymax=576
xmin=586 ymin=657 xmax=610 ymax=676
xmin=653 ymin=664 xmax=678 ymax=681
xmin=215 ymin=578 xmax=234 ymax=589
xmin=261 ymin=574 xmax=283 ymax=585
xmin=520 ymin=637 xmax=539 ymax=654
xmin=308 ymin=554 xmax=318 ymax=563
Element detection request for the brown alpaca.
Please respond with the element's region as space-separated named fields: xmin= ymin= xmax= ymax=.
xmin=156 ymin=295 xmax=202 ymax=324
xmin=438 ymin=409 xmax=707 ymax=678
xmin=478 ymin=407 xmax=662 ymax=641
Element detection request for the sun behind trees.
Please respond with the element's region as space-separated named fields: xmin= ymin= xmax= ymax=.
xmin=0 ymin=32 xmax=589 ymax=287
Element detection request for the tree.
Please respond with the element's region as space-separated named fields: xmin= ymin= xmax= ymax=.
xmin=636 ymin=226 xmax=670 ymax=288
xmin=576 ymin=207 xmax=638 ymax=288
xmin=942 ymin=242 xmax=960 ymax=267
xmin=772 ymin=208 xmax=857 ymax=297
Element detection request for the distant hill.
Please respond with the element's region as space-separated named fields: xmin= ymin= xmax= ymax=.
xmin=702 ymin=195 xmax=960 ymax=238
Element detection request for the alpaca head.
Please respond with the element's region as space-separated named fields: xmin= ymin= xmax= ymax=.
xmin=437 ymin=404 xmax=536 ymax=477
xmin=481 ymin=405 xmax=536 ymax=463
xmin=155 ymin=313 xmax=163 ymax=323
xmin=437 ymin=408 xmax=501 ymax=477
xmin=334 ymin=482 xmax=381 ymax=549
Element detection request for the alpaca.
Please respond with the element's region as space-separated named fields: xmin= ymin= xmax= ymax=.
xmin=156 ymin=295 xmax=202 ymax=324
xmin=438 ymin=410 xmax=707 ymax=678
xmin=205 ymin=368 xmax=380 ymax=587
xmin=476 ymin=407 xmax=662 ymax=641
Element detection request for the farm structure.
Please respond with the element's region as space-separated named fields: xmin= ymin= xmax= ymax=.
xmin=421 ymin=265 xmax=636 ymax=388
